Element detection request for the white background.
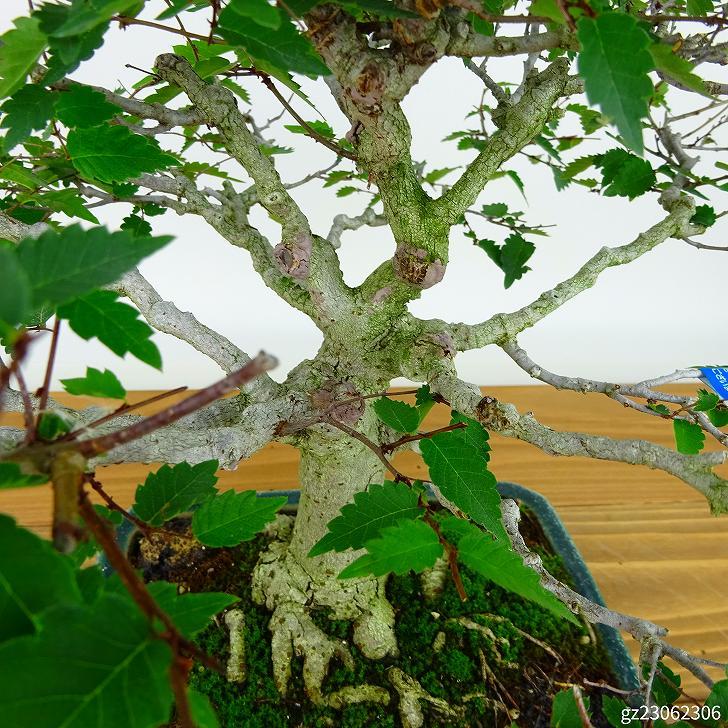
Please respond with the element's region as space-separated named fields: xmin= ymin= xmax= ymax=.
xmin=2 ymin=1 xmax=725 ymax=391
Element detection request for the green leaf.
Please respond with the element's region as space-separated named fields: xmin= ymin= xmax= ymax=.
xmin=1 ymin=85 xmax=57 ymax=149
xmin=35 ymin=188 xmax=100 ymax=224
xmin=57 ymin=290 xmax=162 ymax=369
xmin=643 ymin=660 xmax=681 ymax=706
xmin=192 ymin=490 xmax=287 ymax=547
xmin=51 ymin=0 xmax=140 ymax=38
xmin=339 ymin=519 xmax=443 ymax=579
xmin=708 ymin=406 xmax=728 ymax=427
xmin=691 ymin=204 xmax=717 ymax=228
xmin=284 ymin=120 xmax=335 ymax=139
xmin=423 ymin=167 xmax=457 ymax=185
xmin=37 ymin=410 xmax=74 ymax=440
xmin=563 ymin=155 xmax=596 ymax=180
xmin=133 ymin=460 xmax=219 ymax=527
xmin=55 ymin=84 xmax=119 ymax=128
xmin=0 ymin=515 xmax=80 ymax=642
xmin=649 ymin=43 xmax=707 ymax=96
xmin=551 ymin=688 xmax=589 ymax=727
xmin=61 ymin=367 xmax=126 ymax=399
xmin=420 ymin=428 xmax=506 ymax=540
xmin=477 ymin=233 xmax=535 ymax=288
xmin=0 ymin=17 xmax=47 ymax=99
xmin=602 ymin=696 xmax=638 ymax=726
xmin=0 ymin=247 xmax=31 ymax=326
xmin=451 ymin=518 xmax=578 ymax=623
xmin=188 ymin=688 xmax=220 ymax=728
xmin=147 ymin=582 xmax=238 ymax=638
xmin=0 ymin=593 xmax=173 ymax=728
xmin=309 ymin=481 xmax=424 ymax=557
xmin=219 ymin=0 xmax=281 ymax=30
xmin=597 ymin=149 xmax=656 ymax=199
xmin=687 ymin=0 xmax=713 ymax=15
xmin=120 ymin=214 xmax=153 ymax=237
xmin=219 ymin=9 xmax=329 ymax=77
xmin=450 ymin=412 xmax=491 ymax=460
xmin=415 ymin=384 xmax=436 ymax=423
xmin=673 ymin=418 xmax=705 ymax=454
xmin=16 ymin=225 xmax=172 ymax=313
xmin=0 ymin=463 xmax=48 ymax=490
xmin=335 ymin=0 xmax=417 ymax=19
xmin=530 ymin=0 xmax=566 ymax=24
xmin=577 ymin=12 xmax=654 ymax=154
xmin=695 ymin=388 xmax=720 ymax=412
xmin=67 ymin=124 xmax=177 ymax=183
xmin=566 ymin=103 xmax=605 ymax=135
xmin=705 ymin=679 xmax=728 ymax=727
xmin=373 ymin=397 xmax=420 ymax=433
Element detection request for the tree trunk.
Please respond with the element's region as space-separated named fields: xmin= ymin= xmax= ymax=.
xmin=251 ymin=407 xmax=399 ymax=703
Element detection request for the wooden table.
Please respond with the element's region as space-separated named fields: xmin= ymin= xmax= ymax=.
xmin=3 ymin=385 xmax=727 ymax=697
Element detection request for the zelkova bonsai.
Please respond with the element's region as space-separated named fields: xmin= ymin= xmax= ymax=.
xmin=1 ymin=0 xmax=728 ymax=724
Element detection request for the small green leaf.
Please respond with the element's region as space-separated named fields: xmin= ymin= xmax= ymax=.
xmin=37 ymin=410 xmax=74 ymax=440
xmin=335 ymin=0 xmax=417 ymax=19
xmin=0 ymin=463 xmax=48 ymax=490
xmin=55 ymin=84 xmax=119 ymax=128
xmin=602 ymin=696 xmax=638 ymax=726
xmin=192 ymin=490 xmax=287 ymax=547
xmin=577 ymin=13 xmax=654 ymax=154
xmin=338 ymin=519 xmax=443 ymax=579
xmin=0 ymin=247 xmax=31 ymax=326
xmin=133 ymin=460 xmax=219 ymax=527
xmin=551 ymin=688 xmax=589 ymax=727
xmin=284 ymin=120 xmax=335 ymax=139
xmin=373 ymin=397 xmax=420 ymax=433
xmin=61 ymin=367 xmax=126 ymax=399
xmin=188 ymin=688 xmax=220 ymax=728
xmin=0 ymin=593 xmax=174 ymax=728
xmin=50 ymin=0 xmax=140 ymax=38
xmin=673 ymin=418 xmax=705 ymax=454
xmin=1 ymin=85 xmax=57 ymax=149
xmin=695 ymin=388 xmax=720 ymax=412
xmin=691 ymin=204 xmax=717 ymax=228
xmin=705 ymin=678 xmax=728 ymax=727
xmin=57 ymin=290 xmax=162 ymax=369
xmin=0 ymin=515 xmax=80 ymax=642
xmin=477 ymin=233 xmax=535 ymax=288
xmin=415 ymin=384 xmax=436 ymax=423
xmin=708 ymin=406 xmax=728 ymax=427
xmin=35 ymin=189 xmax=100 ymax=224
xmin=649 ymin=43 xmax=707 ymax=96
xmin=648 ymin=403 xmax=670 ymax=416
xmin=120 ymin=214 xmax=153 ymax=237
xmin=687 ymin=0 xmax=714 ymax=15
xmin=450 ymin=518 xmax=577 ymax=623
xmin=218 ymin=0 xmax=281 ymax=30
xmin=309 ymin=481 xmax=424 ymax=557
xmin=597 ymin=149 xmax=656 ymax=199
xmin=67 ymin=124 xmax=177 ymax=183
xmin=16 ymin=225 xmax=172 ymax=313
xmin=420 ymin=428 xmax=505 ymax=539
xmin=148 ymin=582 xmax=238 ymax=638
xmin=0 ymin=17 xmax=47 ymax=99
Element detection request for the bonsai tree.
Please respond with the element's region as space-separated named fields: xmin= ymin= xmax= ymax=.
xmin=0 ymin=0 xmax=727 ymax=725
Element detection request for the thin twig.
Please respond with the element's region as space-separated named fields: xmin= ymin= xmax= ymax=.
xmin=382 ymin=422 xmax=466 ymax=454
xmin=37 ymin=317 xmax=61 ymax=416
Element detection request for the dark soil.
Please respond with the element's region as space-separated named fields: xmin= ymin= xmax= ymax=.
xmin=130 ymin=508 xmax=622 ymax=727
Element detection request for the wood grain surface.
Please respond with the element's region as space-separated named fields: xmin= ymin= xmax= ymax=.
xmin=2 ymin=384 xmax=727 ymax=698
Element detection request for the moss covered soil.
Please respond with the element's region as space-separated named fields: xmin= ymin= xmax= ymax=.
xmin=132 ymin=509 xmax=620 ymax=727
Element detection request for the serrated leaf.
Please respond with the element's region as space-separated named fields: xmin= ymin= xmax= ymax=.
xmin=695 ymin=388 xmax=720 ymax=412
xmin=55 ymin=84 xmax=119 ymax=128
xmin=133 ymin=460 xmax=219 ymax=527
xmin=687 ymin=0 xmax=713 ymax=15
xmin=0 ymin=463 xmax=48 ymax=490
xmin=691 ymin=204 xmax=716 ymax=228
xmin=673 ymin=418 xmax=705 ymax=454
xmin=57 ymin=290 xmax=162 ymax=368
xmin=602 ymin=696 xmax=638 ymax=727
xmin=339 ymin=519 xmax=443 ymax=579
xmin=0 ymin=515 xmax=80 ymax=642
xmin=220 ymin=9 xmax=329 ymax=77
xmin=420 ymin=428 xmax=506 ymax=539
xmin=373 ymin=397 xmax=420 ymax=433
xmin=450 ymin=413 xmax=491 ymax=459
xmin=15 ymin=225 xmax=172 ymax=315
xmin=501 ymin=233 xmax=535 ymax=288
xmin=219 ymin=0 xmax=281 ymax=30
xmin=0 ymin=17 xmax=47 ymax=99
xmin=577 ymin=13 xmax=654 ymax=154
xmin=120 ymin=214 xmax=153 ymax=237
xmin=423 ymin=167 xmax=457 ymax=185
xmin=0 ymin=160 xmax=49 ymax=190
xmin=148 ymin=582 xmax=238 ymax=638
xmin=708 ymin=406 xmax=728 ymax=427
xmin=37 ymin=410 xmax=74 ymax=440
xmin=284 ymin=120 xmax=335 ymax=139
xmin=597 ymin=148 xmax=655 ymax=199
xmin=415 ymin=384 xmax=436 ymax=423
xmin=335 ymin=0 xmax=417 ymax=19
xmin=0 ymin=592 xmax=173 ymax=728
xmin=192 ymin=490 xmax=287 ymax=547
xmin=451 ymin=518 xmax=577 ymax=623
xmin=309 ymin=482 xmax=424 ymax=556
xmin=563 ymin=155 xmax=596 ymax=180
xmin=1 ymin=85 xmax=57 ymax=149
xmin=649 ymin=43 xmax=707 ymax=96
xmin=0 ymin=247 xmax=31 ymax=326
xmin=530 ymin=0 xmax=566 ymax=24
xmin=61 ymin=367 xmax=126 ymax=399
xmin=551 ymin=688 xmax=589 ymax=727
xmin=67 ymin=124 xmax=177 ymax=183
xmin=50 ymin=0 xmax=139 ymax=38
xmin=35 ymin=189 xmax=100 ymax=224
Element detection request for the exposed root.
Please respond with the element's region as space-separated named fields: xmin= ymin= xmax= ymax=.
xmin=448 ymin=617 xmax=517 ymax=669
xmin=252 ymin=529 xmax=398 ymax=705
xmin=420 ymin=556 xmax=449 ymax=600
xmin=224 ymin=609 xmax=246 ymax=683
xmin=387 ymin=667 xmax=463 ymax=728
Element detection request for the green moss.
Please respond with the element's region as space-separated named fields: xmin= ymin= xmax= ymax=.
xmin=160 ymin=509 xmax=617 ymax=727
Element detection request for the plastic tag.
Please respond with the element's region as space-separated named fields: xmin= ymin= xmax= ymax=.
xmin=699 ymin=367 xmax=728 ymax=400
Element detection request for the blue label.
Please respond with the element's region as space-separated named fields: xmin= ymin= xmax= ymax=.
xmin=699 ymin=367 xmax=728 ymax=400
